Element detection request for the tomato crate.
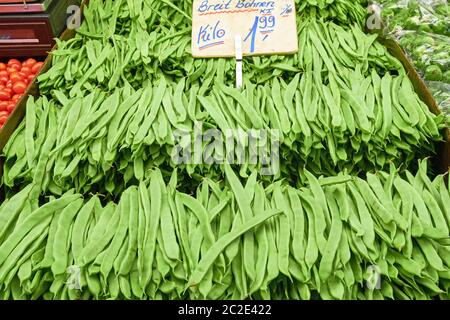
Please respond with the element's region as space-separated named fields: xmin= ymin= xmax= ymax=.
xmin=0 ymin=1 xmax=88 ymax=184
xmin=0 ymin=0 xmax=82 ymax=58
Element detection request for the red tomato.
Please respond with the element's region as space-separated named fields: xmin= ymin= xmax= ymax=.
xmin=12 ymin=94 xmax=22 ymax=101
xmin=0 ymin=70 xmax=8 ymax=78
xmin=0 ymin=101 xmax=8 ymax=111
xmin=18 ymin=71 xmax=28 ymax=79
xmin=31 ymin=62 xmax=44 ymax=74
xmin=7 ymin=66 xmax=20 ymax=73
xmin=20 ymin=66 xmax=32 ymax=76
xmin=0 ymin=85 xmax=4 ymax=91
xmin=6 ymin=103 xmax=15 ymax=113
xmin=24 ymin=58 xmax=37 ymax=67
xmin=0 ymin=110 xmax=8 ymax=117
xmin=9 ymin=72 xmax=23 ymax=83
xmin=0 ymin=115 xmax=8 ymax=125
xmin=27 ymin=74 xmax=35 ymax=83
xmin=0 ymin=77 xmax=7 ymax=85
xmin=0 ymin=63 xmax=6 ymax=71
xmin=8 ymin=59 xmax=21 ymax=67
xmin=12 ymin=81 xmax=27 ymax=94
xmin=0 ymin=90 xmax=11 ymax=101
xmin=5 ymin=82 xmax=12 ymax=90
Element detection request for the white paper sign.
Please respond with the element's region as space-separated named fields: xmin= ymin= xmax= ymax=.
xmin=192 ymin=0 xmax=298 ymax=58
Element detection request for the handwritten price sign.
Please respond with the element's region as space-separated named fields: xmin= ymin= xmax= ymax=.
xmin=192 ymin=0 xmax=298 ymax=58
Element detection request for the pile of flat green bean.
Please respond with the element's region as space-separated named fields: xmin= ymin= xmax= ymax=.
xmin=1 ymin=0 xmax=449 ymax=301
xmin=295 ymin=0 xmax=369 ymax=25
xmin=4 ymin=13 xmax=448 ymax=194
xmin=3 ymin=67 xmax=445 ymax=196
xmin=28 ymin=1 xmax=446 ymax=194
xmin=0 ymin=162 xmax=449 ymax=300
xmin=38 ymin=4 xmax=383 ymax=97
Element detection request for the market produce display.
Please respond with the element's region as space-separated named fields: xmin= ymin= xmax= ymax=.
xmin=380 ymin=0 xmax=449 ymax=36
xmin=9 ymin=2 xmax=446 ymax=191
xmin=0 ymin=58 xmax=44 ymax=129
xmin=0 ymin=162 xmax=449 ymax=300
xmin=0 ymin=0 xmax=449 ymax=300
xmin=376 ymin=0 xmax=450 ymax=114
xmin=397 ymin=32 xmax=449 ymax=83
xmin=427 ymin=81 xmax=450 ymax=119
